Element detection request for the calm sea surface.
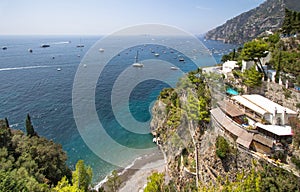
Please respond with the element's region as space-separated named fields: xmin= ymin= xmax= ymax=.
xmin=0 ymin=35 xmax=237 ymax=183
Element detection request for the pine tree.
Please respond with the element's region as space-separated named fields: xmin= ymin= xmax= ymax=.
xmin=282 ymin=8 xmax=293 ymax=35
xmin=4 ymin=117 xmax=9 ymax=128
xmin=25 ymin=113 xmax=36 ymax=137
xmin=240 ymin=40 xmax=268 ymax=80
xmin=243 ymin=66 xmax=263 ymax=88
xmin=72 ymin=160 xmax=93 ymax=192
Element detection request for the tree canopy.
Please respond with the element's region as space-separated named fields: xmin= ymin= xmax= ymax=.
xmin=282 ymin=8 xmax=300 ymax=35
xmin=243 ymin=66 xmax=263 ymax=88
xmin=0 ymin=117 xmax=96 ymax=191
xmin=144 ymin=172 xmax=165 ymax=192
xmin=240 ymin=40 xmax=269 ymax=79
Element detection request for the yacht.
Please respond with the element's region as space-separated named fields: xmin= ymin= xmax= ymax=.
xmin=57 ymin=68 xmax=61 ymax=71
xmin=132 ymin=51 xmax=143 ymax=67
xmin=154 ymin=53 xmax=159 ymax=57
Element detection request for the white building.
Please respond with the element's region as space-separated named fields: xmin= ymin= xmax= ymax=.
xmin=222 ymin=60 xmax=238 ymax=78
xmin=231 ymin=94 xmax=297 ymax=140
xmin=232 ymin=94 xmax=297 ymax=126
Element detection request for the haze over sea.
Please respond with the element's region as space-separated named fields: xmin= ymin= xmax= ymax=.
xmin=0 ymin=35 xmax=236 ymax=183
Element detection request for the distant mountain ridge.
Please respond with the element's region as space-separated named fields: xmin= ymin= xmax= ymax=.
xmin=205 ymin=0 xmax=300 ymax=44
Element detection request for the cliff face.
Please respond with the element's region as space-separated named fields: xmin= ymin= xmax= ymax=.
xmin=205 ymin=0 xmax=300 ymax=44
xmin=150 ymin=87 xmax=259 ymax=188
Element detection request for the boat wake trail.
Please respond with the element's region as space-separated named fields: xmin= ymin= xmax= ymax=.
xmin=51 ymin=41 xmax=71 ymax=45
xmin=0 ymin=65 xmax=50 ymax=71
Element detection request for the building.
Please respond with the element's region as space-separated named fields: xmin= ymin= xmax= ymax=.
xmin=211 ymin=94 xmax=297 ymax=155
xmin=232 ymin=94 xmax=297 ymax=126
xmin=222 ymin=61 xmax=239 ymax=78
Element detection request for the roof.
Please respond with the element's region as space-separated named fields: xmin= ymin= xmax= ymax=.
xmin=242 ymin=94 xmax=297 ymax=115
xmin=253 ymin=134 xmax=274 ymax=148
xmin=232 ymin=95 xmax=269 ymax=116
xmin=218 ymin=100 xmax=244 ymax=117
xmin=255 ymin=122 xmax=293 ymax=136
xmin=211 ymin=107 xmax=253 ymax=149
xmin=236 ymin=131 xmax=253 ymax=149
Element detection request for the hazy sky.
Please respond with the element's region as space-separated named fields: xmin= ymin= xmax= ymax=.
xmin=0 ymin=0 xmax=265 ymax=35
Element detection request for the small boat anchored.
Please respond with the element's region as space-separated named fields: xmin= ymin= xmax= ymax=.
xmin=2 ymin=46 xmax=7 ymax=50
xmin=170 ymin=66 xmax=179 ymax=70
xmin=40 ymin=44 xmax=50 ymax=48
xmin=132 ymin=51 xmax=143 ymax=68
xmin=99 ymin=48 xmax=105 ymax=52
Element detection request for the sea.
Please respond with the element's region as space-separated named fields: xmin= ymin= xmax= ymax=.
xmin=0 ymin=35 xmax=237 ymax=184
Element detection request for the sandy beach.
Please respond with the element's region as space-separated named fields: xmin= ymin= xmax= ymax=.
xmin=96 ymin=148 xmax=167 ymax=192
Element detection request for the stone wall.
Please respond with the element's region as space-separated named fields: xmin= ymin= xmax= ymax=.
xmin=264 ymin=81 xmax=300 ymax=114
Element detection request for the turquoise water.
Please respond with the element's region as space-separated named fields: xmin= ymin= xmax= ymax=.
xmin=0 ymin=35 xmax=237 ymax=183
xmin=226 ymin=87 xmax=239 ymax=95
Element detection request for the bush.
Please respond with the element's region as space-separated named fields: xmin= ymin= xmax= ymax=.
xmin=291 ymin=156 xmax=300 ymax=170
xmin=215 ymin=136 xmax=230 ymax=159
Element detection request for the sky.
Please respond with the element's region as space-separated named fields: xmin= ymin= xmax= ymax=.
xmin=0 ymin=0 xmax=265 ymax=35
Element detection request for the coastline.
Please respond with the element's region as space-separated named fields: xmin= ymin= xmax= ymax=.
xmin=94 ymin=147 xmax=166 ymax=192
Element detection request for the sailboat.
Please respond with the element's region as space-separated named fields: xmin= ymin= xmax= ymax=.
xmin=132 ymin=51 xmax=143 ymax=67
xmin=76 ymin=38 xmax=84 ymax=48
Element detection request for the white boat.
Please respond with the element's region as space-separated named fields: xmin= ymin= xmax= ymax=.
xmin=132 ymin=63 xmax=144 ymax=67
xmin=170 ymin=66 xmax=179 ymax=70
xmin=132 ymin=51 xmax=143 ymax=67
xmin=99 ymin=48 xmax=104 ymax=52
xmin=154 ymin=53 xmax=159 ymax=57
xmin=57 ymin=68 xmax=61 ymax=71
xmin=179 ymin=57 xmax=184 ymax=62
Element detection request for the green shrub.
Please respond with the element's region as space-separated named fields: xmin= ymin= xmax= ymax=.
xmin=215 ymin=136 xmax=230 ymax=159
xmin=291 ymin=156 xmax=300 ymax=170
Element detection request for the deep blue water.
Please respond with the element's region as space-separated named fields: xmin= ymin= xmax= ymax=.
xmin=0 ymin=35 xmax=237 ymax=183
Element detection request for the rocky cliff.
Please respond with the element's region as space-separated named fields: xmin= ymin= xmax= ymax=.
xmin=149 ymin=71 xmax=260 ymax=189
xmin=205 ymin=0 xmax=300 ymax=44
